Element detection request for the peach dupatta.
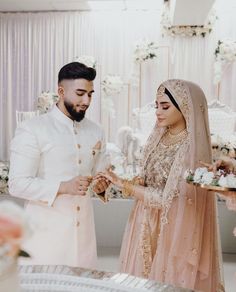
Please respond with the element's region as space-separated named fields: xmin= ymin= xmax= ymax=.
xmin=120 ymin=80 xmax=224 ymax=291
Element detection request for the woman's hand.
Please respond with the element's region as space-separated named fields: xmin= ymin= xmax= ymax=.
xmin=95 ymin=169 xmax=124 ymax=189
xmin=91 ymin=177 xmax=110 ymax=194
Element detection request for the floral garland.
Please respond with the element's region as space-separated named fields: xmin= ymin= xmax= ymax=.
xmin=133 ymin=39 xmax=158 ymax=63
xmin=101 ymin=75 xmax=124 ymax=118
xmin=0 ymin=162 xmax=9 ymax=194
xmin=36 ymin=91 xmax=59 ymax=114
xmin=161 ymin=5 xmax=217 ymax=38
xmin=74 ymin=55 xmax=97 ymax=69
xmin=214 ymin=40 xmax=236 ymax=84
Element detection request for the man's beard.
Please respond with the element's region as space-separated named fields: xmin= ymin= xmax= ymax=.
xmin=64 ymin=101 xmax=87 ymax=122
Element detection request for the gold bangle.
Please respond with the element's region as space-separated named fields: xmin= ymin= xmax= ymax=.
xmin=122 ymin=179 xmax=134 ymax=198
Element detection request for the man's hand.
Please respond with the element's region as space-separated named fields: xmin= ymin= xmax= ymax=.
xmin=58 ymin=176 xmax=93 ymax=196
xmin=91 ymin=177 xmax=110 ymax=194
xmin=200 ymin=159 xmax=236 ymax=173
xmin=94 ymin=170 xmax=123 ymax=188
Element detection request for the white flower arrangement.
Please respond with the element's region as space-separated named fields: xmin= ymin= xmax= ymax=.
xmin=133 ymin=39 xmax=158 ymax=63
xmin=184 ymin=167 xmax=236 ymax=188
xmin=101 ymin=75 xmax=124 ymax=97
xmin=211 ymin=134 xmax=236 ymax=161
xmin=74 ymin=55 xmax=97 ymax=69
xmin=161 ymin=5 xmax=217 ymax=38
xmin=211 ymin=134 xmax=236 ymax=160
xmin=218 ymin=174 xmax=236 ymax=188
xmin=214 ymin=40 xmax=236 ymax=84
xmin=101 ymin=75 xmax=124 ymax=118
xmin=37 ymin=91 xmax=59 ymax=114
xmin=0 ymin=162 xmax=9 ymax=194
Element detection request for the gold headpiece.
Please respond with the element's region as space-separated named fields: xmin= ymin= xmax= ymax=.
xmin=157 ymin=85 xmax=165 ymax=96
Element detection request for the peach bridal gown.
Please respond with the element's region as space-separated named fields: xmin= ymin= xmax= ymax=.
xmin=119 ymin=80 xmax=224 ymax=292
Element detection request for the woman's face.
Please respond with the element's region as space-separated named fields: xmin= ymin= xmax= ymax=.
xmin=155 ymin=92 xmax=185 ymax=129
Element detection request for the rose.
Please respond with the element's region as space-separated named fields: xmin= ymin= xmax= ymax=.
xmin=0 ymin=217 xmax=23 ymax=258
xmin=225 ymin=174 xmax=236 ymax=188
xmin=0 ymin=201 xmax=33 ymax=242
xmin=193 ymin=167 xmax=208 ymax=183
xmin=218 ymin=175 xmax=228 ymax=187
xmin=0 ymin=201 xmax=33 ymax=260
xmin=0 ymin=217 xmax=22 ymax=242
xmin=183 ymin=169 xmax=194 ymax=180
xmin=201 ymin=171 xmax=214 ymax=185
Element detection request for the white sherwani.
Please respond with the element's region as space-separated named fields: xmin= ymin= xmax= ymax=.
xmin=9 ymin=106 xmax=109 ymax=267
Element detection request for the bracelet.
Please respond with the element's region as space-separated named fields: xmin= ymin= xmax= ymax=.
xmin=122 ymin=179 xmax=134 ymax=198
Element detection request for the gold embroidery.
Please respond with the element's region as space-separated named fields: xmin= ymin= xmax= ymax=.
xmin=139 ymin=212 xmax=152 ymax=278
xmin=93 ymin=141 xmax=102 ymax=150
xmin=122 ymin=179 xmax=134 ymax=198
xmin=200 ymin=104 xmax=205 ymax=112
xmin=157 ymin=85 xmax=165 ymax=96
xmin=162 ymin=128 xmax=188 ymax=146
xmin=140 ymin=79 xmax=191 ymax=226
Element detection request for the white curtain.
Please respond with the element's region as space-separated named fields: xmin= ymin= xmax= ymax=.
xmin=1 ymin=0 xmax=236 ymax=160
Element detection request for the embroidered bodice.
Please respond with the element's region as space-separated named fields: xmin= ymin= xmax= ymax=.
xmin=143 ymin=139 xmax=184 ymax=191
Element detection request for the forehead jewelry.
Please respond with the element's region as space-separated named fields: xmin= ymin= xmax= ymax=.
xmin=157 ymin=85 xmax=165 ymax=96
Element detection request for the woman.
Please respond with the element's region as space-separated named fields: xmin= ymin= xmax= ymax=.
xmin=100 ymin=80 xmax=224 ymax=291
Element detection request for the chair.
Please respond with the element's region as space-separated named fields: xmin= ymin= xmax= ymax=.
xmin=15 ymin=110 xmax=40 ymax=126
xmin=208 ymin=100 xmax=236 ymax=139
xmin=132 ymin=101 xmax=156 ymax=144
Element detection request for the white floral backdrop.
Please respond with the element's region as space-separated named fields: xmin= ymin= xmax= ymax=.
xmin=0 ymin=0 xmax=236 ymax=160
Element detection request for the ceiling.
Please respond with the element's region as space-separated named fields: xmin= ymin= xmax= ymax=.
xmin=0 ymin=0 xmax=216 ymax=26
xmin=0 ymin=0 xmax=162 ymax=12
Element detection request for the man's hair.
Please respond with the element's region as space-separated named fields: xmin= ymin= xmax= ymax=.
xmin=58 ymin=62 xmax=96 ymax=83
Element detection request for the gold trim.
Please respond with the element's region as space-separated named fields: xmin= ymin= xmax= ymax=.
xmin=122 ymin=179 xmax=134 ymax=198
xmin=187 ymin=181 xmax=236 ymax=192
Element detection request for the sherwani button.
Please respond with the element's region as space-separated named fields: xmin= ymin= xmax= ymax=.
xmin=77 ymin=144 xmax=81 ymax=149
xmin=77 ymin=222 xmax=80 ymax=227
xmin=78 ymin=159 xmax=82 ymax=164
xmin=77 ymin=206 xmax=80 ymax=211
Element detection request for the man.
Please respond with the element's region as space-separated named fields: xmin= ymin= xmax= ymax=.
xmin=9 ymin=62 xmax=110 ymax=268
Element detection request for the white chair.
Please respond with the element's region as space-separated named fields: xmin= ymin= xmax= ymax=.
xmin=208 ymin=100 xmax=236 ymax=139
xmin=112 ymin=102 xmax=156 ymax=176
xmin=15 ymin=110 xmax=40 ymax=126
xmin=132 ymin=101 xmax=156 ymax=144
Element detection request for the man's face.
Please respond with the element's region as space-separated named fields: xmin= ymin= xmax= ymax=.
xmin=58 ymin=79 xmax=94 ymax=122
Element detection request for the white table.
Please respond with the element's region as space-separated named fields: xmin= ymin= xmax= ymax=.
xmin=18 ymin=265 xmax=197 ymax=292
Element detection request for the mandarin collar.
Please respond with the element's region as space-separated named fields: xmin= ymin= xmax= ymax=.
xmin=50 ymin=105 xmax=85 ymax=129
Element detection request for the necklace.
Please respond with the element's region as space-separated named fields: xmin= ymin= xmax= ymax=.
xmin=162 ymin=128 xmax=188 ymax=146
